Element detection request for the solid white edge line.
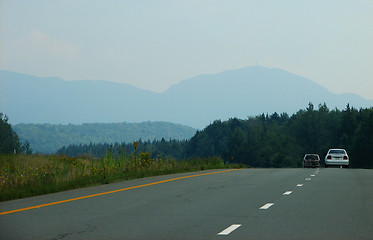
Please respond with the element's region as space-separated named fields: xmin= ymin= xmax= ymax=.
xmin=283 ymin=191 xmax=292 ymax=195
xmin=218 ymin=224 xmax=241 ymax=235
xmin=259 ymin=203 xmax=274 ymax=210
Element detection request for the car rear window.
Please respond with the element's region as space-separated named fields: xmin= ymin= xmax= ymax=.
xmin=305 ymin=155 xmax=319 ymax=160
xmin=329 ymin=150 xmax=346 ymax=154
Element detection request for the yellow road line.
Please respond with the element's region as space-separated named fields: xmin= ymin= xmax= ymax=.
xmin=0 ymin=169 xmax=240 ymax=216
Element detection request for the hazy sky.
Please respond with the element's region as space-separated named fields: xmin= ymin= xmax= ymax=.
xmin=1 ymin=0 xmax=372 ymax=99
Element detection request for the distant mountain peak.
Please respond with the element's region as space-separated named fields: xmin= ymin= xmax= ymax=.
xmin=1 ymin=68 xmax=372 ymax=128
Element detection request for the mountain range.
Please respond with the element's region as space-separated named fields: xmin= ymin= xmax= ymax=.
xmin=1 ymin=66 xmax=372 ymax=129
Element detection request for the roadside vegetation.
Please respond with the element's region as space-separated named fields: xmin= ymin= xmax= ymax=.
xmin=0 ymin=152 xmax=242 ymax=201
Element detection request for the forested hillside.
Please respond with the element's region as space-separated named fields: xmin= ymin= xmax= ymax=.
xmin=14 ymin=122 xmax=196 ymax=154
xmin=57 ymin=104 xmax=373 ymax=168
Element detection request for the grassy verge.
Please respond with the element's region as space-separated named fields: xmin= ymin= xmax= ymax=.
xmin=0 ymin=152 xmax=243 ymax=201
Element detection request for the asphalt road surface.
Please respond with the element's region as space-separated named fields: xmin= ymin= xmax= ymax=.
xmin=1 ymin=168 xmax=372 ymax=240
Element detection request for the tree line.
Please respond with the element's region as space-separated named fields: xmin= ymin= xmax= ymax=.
xmin=56 ymin=104 xmax=373 ymax=168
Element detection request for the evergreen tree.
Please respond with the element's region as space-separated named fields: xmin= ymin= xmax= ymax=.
xmin=350 ymin=109 xmax=373 ymax=168
xmin=0 ymin=113 xmax=21 ymax=154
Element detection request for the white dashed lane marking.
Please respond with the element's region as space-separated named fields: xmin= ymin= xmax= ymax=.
xmin=226 ymin=172 xmax=319 ymax=236
xmin=218 ymin=224 xmax=241 ymax=235
xmin=259 ymin=203 xmax=274 ymax=210
xmin=225 ymin=172 xmax=318 ymax=235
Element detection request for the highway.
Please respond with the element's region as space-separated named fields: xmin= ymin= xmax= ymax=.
xmin=1 ymin=168 xmax=372 ymax=240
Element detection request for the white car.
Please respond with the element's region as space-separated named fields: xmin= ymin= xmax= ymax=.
xmin=324 ymin=149 xmax=349 ymax=168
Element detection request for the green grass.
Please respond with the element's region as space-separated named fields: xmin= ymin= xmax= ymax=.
xmin=0 ymin=152 xmax=243 ymax=201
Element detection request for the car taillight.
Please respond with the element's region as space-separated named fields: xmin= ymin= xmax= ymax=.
xmin=343 ymin=156 xmax=348 ymax=160
xmin=327 ymin=155 xmax=331 ymax=159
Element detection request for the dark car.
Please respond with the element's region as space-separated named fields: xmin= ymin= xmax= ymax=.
xmin=303 ymin=154 xmax=320 ymax=168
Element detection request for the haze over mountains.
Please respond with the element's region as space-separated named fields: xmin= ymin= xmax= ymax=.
xmin=1 ymin=66 xmax=372 ymax=129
